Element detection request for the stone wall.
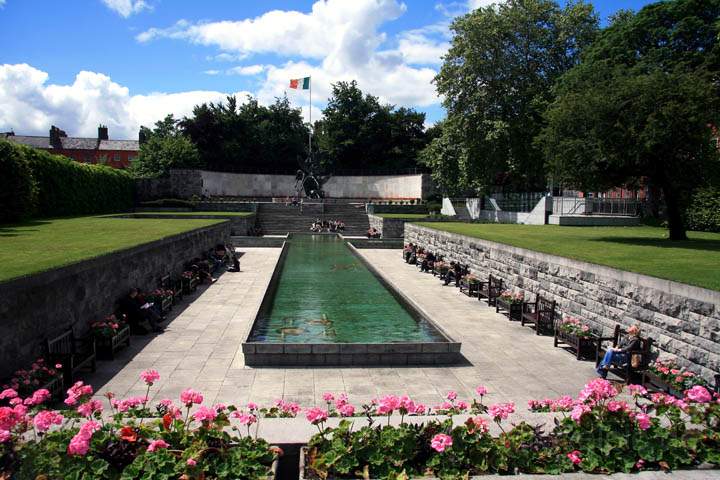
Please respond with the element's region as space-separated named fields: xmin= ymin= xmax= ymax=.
xmin=137 ymin=170 xmax=434 ymax=200
xmin=0 ymin=222 xmax=231 ymax=379
xmin=368 ymin=214 xmax=409 ymax=238
xmin=405 ymin=224 xmax=720 ymax=381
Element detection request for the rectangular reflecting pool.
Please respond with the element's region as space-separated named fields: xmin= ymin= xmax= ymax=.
xmin=243 ymin=234 xmax=461 ymax=366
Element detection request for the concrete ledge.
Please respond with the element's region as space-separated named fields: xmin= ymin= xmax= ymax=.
xmin=244 ymin=349 xmax=461 ymax=366
xmin=549 ymin=214 xmax=640 ymax=226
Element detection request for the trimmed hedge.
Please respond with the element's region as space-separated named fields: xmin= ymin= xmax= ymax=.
xmin=0 ymin=140 xmax=135 ymax=220
xmin=686 ymin=186 xmax=720 ymax=233
xmin=0 ymin=141 xmax=37 ymax=222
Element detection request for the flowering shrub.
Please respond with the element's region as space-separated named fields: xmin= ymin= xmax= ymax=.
xmin=1 ymin=358 xmax=63 ymax=397
xmin=557 ymin=316 xmax=594 ymax=338
xmin=462 ymin=273 xmax=480 ymax=285
xmin=305 ymin=381 xmax=720 ymax=478
xmin=146 ymin=288 xmax=174 ymax=304
xmin=90 ymin=314 xmax=127 ymax=339
xmin=433 ymin=261 xmax=450 ymax=274
xmin=499 ymin=290 xmax=524 ymax=304
xmin=0 ymin=371 xmax=280 ymax=479
xmin=647 ymin=358 xmax=709 ymax=393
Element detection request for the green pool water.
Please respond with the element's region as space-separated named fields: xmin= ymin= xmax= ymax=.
xmin=249 ymin=234 xmax=445 ymax=343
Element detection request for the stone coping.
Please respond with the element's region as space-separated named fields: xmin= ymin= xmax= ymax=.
xmin=408 ymin=224 xmax=720 ymax=304
xmin=0 ymin=222 xmax=230 ymax=289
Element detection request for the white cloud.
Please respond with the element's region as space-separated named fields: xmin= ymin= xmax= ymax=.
xmin=0 ymin=63 xmax=249 ymax=139
xmin=227 ymin=65 xmax=266 ymax=76
xmin=101 ymin=0 xmax=150 ymax=18
xmin=138 ymin=0 xmax=441 ymax=118
xmin=467 ymin=0 xmax=504 ymax=10
xmin=203 ymin=69 xmax=221 ymax=76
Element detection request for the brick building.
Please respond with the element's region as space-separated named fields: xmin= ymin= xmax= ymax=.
xmin=1 ymin=125 xmax=139 ymax=169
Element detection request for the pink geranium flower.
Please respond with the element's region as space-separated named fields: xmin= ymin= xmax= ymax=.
xmin=685 ymin=386 xmax=712 ymax=403
xmin=0 ymin=389 xmax=17 ymax=400
xmin=430 ymin=433 xmax=453 ymax=452
xmin=67 ymin=420 xmax=100 ymax=456
xmin=446 ymin=391 xmax=457 ymax=401
xmin=322 ymin=392 xmax=334 ymax=402
xmin=231 ymin=411 xmax=257 ymax=425
xmin=567 ymin=450 xmax=582 ymax=465
xmin=23 ymin=389 xmax=50 ymax=406
xmin=140 ymin=369 xmax=160 ymax=385
xmin=180 ymin=389 xmax=203 ymax=407
xmin=187 ymin=458 xmax=197 ymax=466
xmin=487 ymin=402 xmax=515 ymax=421
xmin=77 ymin=399 xmax=103 ymax=417
xmin=338 ymin=403 xmax=355 ymax=417
xmin=635 ymin=413 xmax=651 ymax=431
xmin=32 ymin=410 xmax=64 ymax=432
xmin=305 ymin=407 xmax=328 ymax=425
xmin=475 ymin=385 xmax=488 ymax=396
xmin=192 ymin=406 xmax=217 ymax=423
xmin=147 ymin=439 xmax=169 ymax=452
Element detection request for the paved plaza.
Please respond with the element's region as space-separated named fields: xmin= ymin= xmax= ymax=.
xmin=85 ymin=245 xmax=599 ymax=409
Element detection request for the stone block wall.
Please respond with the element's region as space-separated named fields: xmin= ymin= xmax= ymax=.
xmin=0 ymin=222 xmax=231 ymax=379
xmin=368 ymin=214 xmax=407 ymax=238
xmin=405 ymin=224 xmax=720 ymax=381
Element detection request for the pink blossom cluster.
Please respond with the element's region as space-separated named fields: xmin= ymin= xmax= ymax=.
xmin=231 ymin=411 xmax=258 ymax=425
xmin=527 ymin=395 xmax=574 ymax=412
xmin=499 ymin=290 xmax=524 ymax=303
xmin=305 ymin=407 xmax=329 ymax=425
xmin=23 ymin=388 xmax=50 ymax=406
xmin=140 ymin=369 xmax=160 ymax=385
xmin=0 ymin=404 xmax=28 ymax=432
xmin=3 ymin=358 xmax=61 ymax=393
xmin=332 ymin=393 xmax=356 ymax=417
xmin=77 ymin=399 xmax=103 ymax=417
xmin=430 ymin=433 xmax=453 ymax=452
xmin=111 ymin=396 xmax=148 ymax=413
xmin=273 ymin=399 xmax=301 ymax=416
xmin=577 ymin=378 xmax=618 ymax=405
xmin=67 ymin=420 xmax=100 ymax=456
xmin=32 ymin=410 xmax=64 ymax=432
xmin=147 ymin=439 xmax=169 ymax=452
xmin=180 ymin=389 xmax=204 ymax=407
xmin=685 ymin=385 xmax=713 ymax=403
xmin=465 ymin=416 xmax=489 ymax=434
xmin=64 ymin=381 xmax=93 ymax=406
xmin=488 ymin=402 xmax=515 ymax=421
xmin=192 ymin=406 xmax=218 ymax=423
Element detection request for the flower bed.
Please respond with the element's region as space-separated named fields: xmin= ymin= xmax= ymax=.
xmin=554 ymin=317 xmax=598 ymax=360
xmin=0 ymin=370 xmax=281 ymax=479
xmin=1 ymin=358 xmax=64 ymax=400
xmin=146 ymin=288 xmax=174 ymax=314
xmin=181 ymin=271 xmax=199 ymax=294
xmin=302 ymin=381 xmax=720 ymax=478
xmin=459 ymin=274 xmax=480 ymax=297
xmin=645 ymin=359 xmax=713 ymax=398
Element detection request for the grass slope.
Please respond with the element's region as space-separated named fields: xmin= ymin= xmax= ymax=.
xmin=129 ymin=211 xmax=253 ymax=217
xmin=0 ymin=216 xmax=224 ymax=282
xmin=414 ymin=223 xmax=720 ymax=291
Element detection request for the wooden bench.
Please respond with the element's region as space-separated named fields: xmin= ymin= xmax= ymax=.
xmin=95 ymin=320 xmax=131 ymax=361
xmin=596 ymin=325 xmax=654 ymax=384
xmin=459 ymin=274 xmax=480 ymax=297
xmin=521 ymin=295 xmax=556 ymax=335
xmin=46 ymin=329 xmax=96 ymax=385
xmin=160 ymin=274 xmax=182 ymax=304
xmin=477 ymin=275 xmax=502 ymax=306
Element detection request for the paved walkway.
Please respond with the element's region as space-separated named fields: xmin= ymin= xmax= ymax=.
xmin=84 ymin=247 xmax=599 ymax=409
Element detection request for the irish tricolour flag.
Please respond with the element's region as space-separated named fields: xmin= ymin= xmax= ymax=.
xmin=289 ymin=77 xmax=310 ymax=90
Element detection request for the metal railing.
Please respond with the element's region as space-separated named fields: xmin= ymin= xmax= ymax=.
xmin=552 ymin=197 xmax=645 ymax=216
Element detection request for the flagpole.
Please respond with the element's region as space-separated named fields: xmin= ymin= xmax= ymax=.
xmin=308 ymin=76 xmax=312 ymax=157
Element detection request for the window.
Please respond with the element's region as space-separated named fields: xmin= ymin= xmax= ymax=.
xmin=99 ymin=154 xmax=108 ymax=165
xmin=113 ymin=153 xmax=121 ymax=162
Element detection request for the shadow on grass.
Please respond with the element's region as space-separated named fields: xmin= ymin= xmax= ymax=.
xmin=591 ymin=236 xmax=720 ymax=252
xmin=0 ymin=220 xmax=52 ymax=237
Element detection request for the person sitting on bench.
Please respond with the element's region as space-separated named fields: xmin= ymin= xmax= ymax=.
xmin=225 ymin=244 xmax=240 ymax=272
xmin=596 ymin=325 xmax=641 ymax=378
xmin=444 ymin=261 xmax=463 ymax=286
xmin=404 ymin=243 xmax=415 ymax=263
xmin=118 ymin=288 xmax=164 ymax=334
xmin=420 ymin=251 xmax=436 ymax=272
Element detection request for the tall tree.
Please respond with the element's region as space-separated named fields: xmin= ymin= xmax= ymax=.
xmin=538 ymin=0 xmax=720 ymax=240
xmin=131 ymin=115 xmax=202 ymax=178
xmin=431 ymin=0 xmax=598 ymax=194
xmin=314 ymin=81 xmax=428 ymax=172
xmin=180 ymin=95 xmax=309 ymax=172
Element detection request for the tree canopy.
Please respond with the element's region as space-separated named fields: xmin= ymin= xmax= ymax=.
xmin=131 ymin=115 xmax=202 ymax=178
xmin=538 ymin=0 xmax=720 ymax=239
xmin=425 ymin=0 xmax=599 ymax=194
xmin=314 ymin=81 xmax=429 ymax=172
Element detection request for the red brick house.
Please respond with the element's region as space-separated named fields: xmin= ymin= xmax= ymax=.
xmin=1 ymin=125 xmax=139 ymax=169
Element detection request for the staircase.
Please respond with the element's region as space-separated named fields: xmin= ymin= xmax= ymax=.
xmin=254 ymin=201 xmax=369 ymax=236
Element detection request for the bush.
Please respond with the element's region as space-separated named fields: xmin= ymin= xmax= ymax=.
xmin=685 ymin=187 xmax=720 ymax=232
xmin=0 ymin=140 xmax=37 ymax=222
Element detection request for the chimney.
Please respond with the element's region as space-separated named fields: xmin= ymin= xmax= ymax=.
xmin=98 ymin=125 xmax=109 ymax=141
xmin=49 ymin=125 xmax=66 ymax=148
xmin=138 ymin=128 xmax=147 ymax=145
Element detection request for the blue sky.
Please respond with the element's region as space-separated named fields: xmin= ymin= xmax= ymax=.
xmin=0 ymin=0 xmax=656 ymax=139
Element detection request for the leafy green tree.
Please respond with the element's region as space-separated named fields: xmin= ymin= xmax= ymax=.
xmin=538 ymin=0 xmax=720 ymax=240
xmin=314 ymin=81 xmax=428 ymax=172
xmin=180 ymin=95 xmax=308 ymax=172
xmin=432 ymin=0 xmax=598 ymax=193
xmin=418 ymin=120 xmax=467 ymax=196
xmin=131 ymin=115 xmax=202 ymax=178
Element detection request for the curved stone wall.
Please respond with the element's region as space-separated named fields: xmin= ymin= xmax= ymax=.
xmin=405 ymin=223 xmax=720 ymax=381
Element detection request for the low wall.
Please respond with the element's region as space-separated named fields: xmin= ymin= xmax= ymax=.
xmin=548 ymin=215 xmax=640 ymax=226
xmin=125 ymin=214 xmax=254 ymax=236
xmin=0 ymin=222 xmax=231 ymax=379
xmin=405 ymin=224 xmax=720 ymax=381
xmin=366 ymin=204 xmax=428 ymax=214
xmin=136 ymin=170 xmax=434 ymax=200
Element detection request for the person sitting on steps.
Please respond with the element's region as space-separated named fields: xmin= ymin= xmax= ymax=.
xmin=596 ymin=325 xmax=641 ymax=378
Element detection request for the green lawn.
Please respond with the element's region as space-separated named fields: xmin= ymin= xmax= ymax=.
xmin=414 ymin=223 xmax=720 ymax=291
xmin=0 ymin=216 xmax=225 ymax=282
xmin=130 ymin=211 xmax=253 ymax=217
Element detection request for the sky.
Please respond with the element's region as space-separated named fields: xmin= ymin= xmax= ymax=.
xmin=0 ymin=0 xmax=657 ymax=140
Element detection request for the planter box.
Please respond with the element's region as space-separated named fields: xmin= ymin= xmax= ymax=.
xmin=554 ymin=329 xmax=598 ymax=360
xmin=459 ymin=280 xmax=479 ymax=297
xmin=495 ymin=297 xmax=522 ymax=321
xmin=643 ymin=370 xmax=685 ymax=398
xmin=95 ymin=325 xmax=131 ymax=360
xmin=182 ymin=276 xmax=199 ymax=294
xmin=39 ymin=375 xmax=64 ymax=402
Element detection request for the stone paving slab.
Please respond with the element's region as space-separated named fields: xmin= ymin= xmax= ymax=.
xmin=85 ymin=247 xmax=606 ymax=410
